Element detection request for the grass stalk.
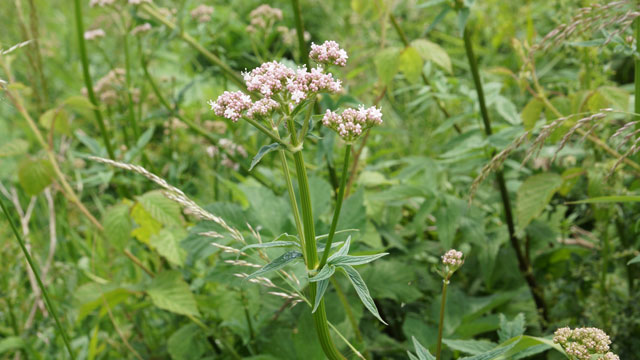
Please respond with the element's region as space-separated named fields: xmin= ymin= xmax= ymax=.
xmin=462 ymin=26 xmax=549 ymax=321
xmin=73 ymin=0 xmax=115 ymax=159
xmin=1 ymin=197 xmax=75 ymax=359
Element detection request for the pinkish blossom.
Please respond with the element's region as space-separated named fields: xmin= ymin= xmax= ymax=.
xmin=310 ymin=40 xmax=348 ymax=67
xmin=441 ymin=249 xmax=464 ymax=267
xmin=322 ymin=105 xmax=382 ymax=141
xmin=553 ymin=327 xmax=618 ymax=360
xmin=243 ymin=61 xmax=295 ymax=98
xmin=248 ymin=4 xmax=282 ymax=31
xmin=131 ymin=23 xmax=152 ymax=35
xmin=84 ymin=29 xmax=105 ymax=40
xmin=247 ymin=98 xmax=280 ymax=119
xmin=191 ymin=4 xmax=214 ymax=23
xmin=90 ymin=0 xmax=115 ymax=7
xmin=208 ymin=91 xmax=252 ymax=122
xmin=286 ymin=66 xmax=342 ymax=104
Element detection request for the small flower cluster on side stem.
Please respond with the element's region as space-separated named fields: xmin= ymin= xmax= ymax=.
xmin=553 ymin=327 xmax=619 ymax=360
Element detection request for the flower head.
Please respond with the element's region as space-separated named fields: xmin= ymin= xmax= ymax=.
xmin=89 ymin=0 xmax=115 ymax=7
xmin=322 ymin=105 xmax=382 ymax=142
xmin=191 ymin=5 xmax=214 ymax=23
xmin=248 ymin=4 xmax=282 ymax=32
xmin=286 ymin=66 xmax=342 ymax=104
xmin=442 ymin=249 xmax=464 ymax=267
xmin=131 ymin=23 xmax=152 ymax=35
xmin=208 ymin=91 xmax=253 ymax=122
xmin=310 ymin=40 xmax=348 ymax=67
xmin=128 ymin=0 xmax=152 ymax=4
xmin=247 ymin=98 xmax=279 ymax=119
xmin=84 ymin=29 xmax=106 ymax=40
xmin=243 ymin=61 xmax=295 ymax=98
xmin=553 ymin=327 xmax=618 ymax=360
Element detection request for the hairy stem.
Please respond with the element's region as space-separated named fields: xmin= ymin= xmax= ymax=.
xmin=1 ymin=197 xmax=75 ymax=359
xmin=73 ymin=0 xmax=115 ymax=159
xmin=435 ymin=279 xmax=448 ymax=360
xmin=319 ymin=143 xmax=351 ymax=269
xmin=463 ymin=26 xmax=548 ymax=321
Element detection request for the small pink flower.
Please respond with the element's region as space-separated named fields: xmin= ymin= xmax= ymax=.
xmin=322 ymin=105 xmax=382 ymax=141
xmin=310 ymin=40 xmax=348 ymax=67
xmin=441 ymin=249 xmax=464 ymax=267
xmin=243 ymin=61 xmax=295 ymax=98
xmin=208 ymin=91 xmax=252 ymax=122
xmin=247 ymin=98 xmax=279 ymax=119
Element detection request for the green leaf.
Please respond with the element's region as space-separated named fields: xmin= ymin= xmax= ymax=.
xmin=39 ymin=108 xmax=70 ymax=135
xmin=516 ymin=173 xmax=563 ymax=230
xmin=628 ymin=255 xmax=640 ymax=265
xmin=329 ymin=252 xmax=388 ymax=266
xmin=442 ymin=339 xmax=497 ymax=355
xmin=147 ymin=271 xmax=200 ymax=317
xmin=312 ymin=279 xmax=329 ymax=313
xmin=410 ymin=336 xmax=436 ymax=360
xmin=459 ymin=340 xmax=517 ymax=360
xmin=240 ymin=240 xmax=300 ymax=252
xmin=436 ymin=197 xmax=464 ymax=249
xmin=411 ymin=39 xmax=452 ymax=73
xmin=399 ymin=46 xmax=424 ymax=83
xmin=598 ymin=86 xmax=629 ymax=111
xmin=246 ymin=251 xmax=303 ymax=279
xmin=328 ymin=236 xmax=351 ymax=262
xmin=137 ymin=190 xmax=182 ymax=227
xmin=457 ymin=7 xmax=470 ymax=36
xmin=493 ymin=335 xmax=562 ymax=360
xmin=497 ymin=313 xmax=525 ymax=343
xmin=0 ymin=336 xmax=25 ymax=354
xmin=149 ymin=227 xmax=187 ymax=267
xmin=567 ymin=195 xmax=640 ymax=204
xmin=310 ymin=265 xmax=335 ymax=282
xmin=250 ymin=143 xmax=281 ymax=171
xmin=341 ymin=265 xmax=387 ymax=324
xmin=18 ymin=158 xmax=54 ymax=196
xmin=495 ymin=97 xmax=520 ymax=125
xmin=0 ymin=139 xmax=29 ymax=158
xmin=167 ymin=323 xmax=212 ymax=360
xmin=103 ymin=202 xmax=132 ymax=251
xmin=374 ymin=47 xmax=402 ymax=85
xmin=130 ymin=202 xmax=162 ymax=244
xmin=521 ymin=98 xmax=543 ymax=131
xmin=62 ymin=95 xmax=96 ymax=110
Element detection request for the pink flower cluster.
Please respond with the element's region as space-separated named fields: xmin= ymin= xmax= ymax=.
xmin=247 ymin=98 xmax=279 ymax=119
xmin=247 ymin=4 xmax=282 ymax=33
xmin=243 ymin=61 xmax=294 ymax=98
xmin=287 ymin=66 xmax=342 ymax=104
xmin=441 ymin=249 xmax=464 ymax=267
xmin=208 ymin=91 xmax=252 ymax=122
xmin=553 ymin=327 xmax=619 ymax=360
xmin=310 ymin=41 xmax=348 ymax=67
xmin=322 ymin=106 xmax=383 ymax=141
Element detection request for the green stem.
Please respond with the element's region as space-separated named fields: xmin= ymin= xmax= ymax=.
xmin=435 ymin=279 xmax=448 ymax=360
xmin=140 ymin=3 xmax=245 ymax=89
xmin=1 ymin=197 xmax=75 ymax=359
xmin=73 ymin=0 xmax=115 ymax=159
xmin=635 ymin=15 xmax=640 ymax=121
xmin=318 ymin=144 xmax=351 ymax=269
xmin=330 ymin=277 xmax=366 ymax=351
xmin=286 ymin=117 xmax=345 ymax=360
xmin=245 ymin=116 xmax=290 ymax=148
xmin=463 ymin=26 xmax=548 ymax=321
xmin=290 ymin=0 xmax=309 ymax=66
xmin=123 ymin=33 xmax=140 ymax=138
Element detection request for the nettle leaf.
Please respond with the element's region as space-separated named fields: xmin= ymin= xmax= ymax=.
xmin=516 ymin=173 xmax=563 ymax=230
xmin=309 ymin=265 xmax=335 ymax=282
xmin=327 ymin=236 xmax=351 ymax=262
xmin=167 ymin=323 xmax=212 ymax=360
xmin=149 ymin=227 xmax=187 ymax=267
xmin=498 ymin=313 xmax=526 ymax=343
xmin=246 ymin=251 xmax=303 ymax=279
xmin=312 ymin=279 xmax=329 ymax=313
xmin=409 ymin=336 xmax=435 ymax=360
xmin=103 ymin=202 xmax=132 ymax=251
xmin=0 ymin=138 xmax=29 ymax=157
xmin=411 ymin=39 xmax=452 ymax=73
xmin=495 ymin=96 xmax=520 ymax=125
xmin=250 ymin=143 xmax=281 ymax=171
xmin=341 ymin=265 xmax=387 ymax=325
xmin=443 ymin=339 xmax=497 ymax=355
xmin=18 ymin=158 xmax=54 ymax=196
xmin=147 ymin=271 xmax=200 ymax=317
xmin=329 ymin=252 xmax=388 ymax=266
xmin=374 ymin=47 xmax=402 ymax=85
xmin=137 ymin=190 xmax=182 ymax=227
xmin=399 ymin=46 xmax=424 ymax=83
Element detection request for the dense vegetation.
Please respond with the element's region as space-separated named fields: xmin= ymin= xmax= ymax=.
xmin=1 ymin=0 xmax=639 ymax=359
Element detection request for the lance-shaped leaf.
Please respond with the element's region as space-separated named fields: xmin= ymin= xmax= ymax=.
xmin=240 ymin=233 xmax=300 ymax=252
xmin=312 ymin=279 xmax=329 ymax=313
xmin=327 ymin=236 xmax=351 ymax=262
xmin=250 ymin=143 xmax=282 ymax=171
xmin=309 ymin=265 xmax=335 ymax=282
xmin=246 ymin=251 xmax=302 ymax=279
xmin=316 ymin=240 xmax=344 ymax=253
xmin=329 ymin=252 xmax=389 ymax=266
xmin=316 ymin=228 xmax=359 ymax=240
xmin=408 ymin=336 xmax=435 ymax=360
xmin=340 ymin=265 xmax=387 ymax=325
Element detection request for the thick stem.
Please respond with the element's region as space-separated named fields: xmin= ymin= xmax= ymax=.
xmin=319 ymin=144 xmax=351 ymax=269
xmin=73 ymin=0 xmax=115 ymax=159
xmin=291 ymin=0 xmax=309 ymax=66
xmin=1 ymin=197 xmax=75 ymax=359
xmin=463 ymin=26 xmax=549 ymax=321
xmin=435 ymin=279 xmax=448 ymax=360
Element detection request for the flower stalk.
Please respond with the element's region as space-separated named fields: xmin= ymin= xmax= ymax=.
xmin=436 ymin=249 xmax=464 ymax=360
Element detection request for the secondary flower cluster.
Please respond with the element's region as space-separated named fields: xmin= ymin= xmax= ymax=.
xmin=84 ymin=29 xmax=105 ymax=40
xmin=191 ymin=5 xmax=214 ymax=23
xmin=206 ymin=138 xmax=248 ymax=171
xmin=310 ymin=41 xmax=348 ymax=67
xmin=553 ymin=327 xmax=619 ymax=360
xmin=247 ymin=4 xmax=282 ymax=33
xmin=322 ymin=106 xmax=383 ymax=142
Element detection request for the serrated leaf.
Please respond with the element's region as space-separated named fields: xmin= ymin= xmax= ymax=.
xmin=329 ymin=252 xmax=388 ymax=266
xmin=250 ymin=143 xmax=281 ymax=171
xmin=310 ymin=265 xmax=335 ymax=282
xmin=521 ymin=98 xmax=543 ymax=131
xmin=0 ymin=139 xmax=29 ymax=157
xmin=167 ymin=323 xmax=212 ymax=360
xmin=246 ymin=251 xmax=303 ymax=279
xmin=411 ymin=39 xmax=452 ymax=73
xmin=399 ymin=46 xmax=424 ymax=83
xmin=137 ymin=190 xmax=182 ymax=227
xmin=374 ymin=47 xmax=402 ymax=85
xmin=498 ymin=313 xmax=525 ymax=343
xmin=103 ymin=203 xmax=132 ymax=251
xmin=312 ymin=279 xmax=329 ymax=313
xmin=150 ymin=227 xmax=187 ymax=267
xmin=18 ymin=158 xmax=54 ymax=196
xmin=411 ymin=336 xmax=435 ymax=360
xmin=341 ymin=265 xmax=387 ymax=324
xmin=147 ymin=271 xmax=199 ymax=317
xmin=516 ymin=173 xmax=563 ymax=230
xmin=442 ymin=339 xmax=497 ymax=355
